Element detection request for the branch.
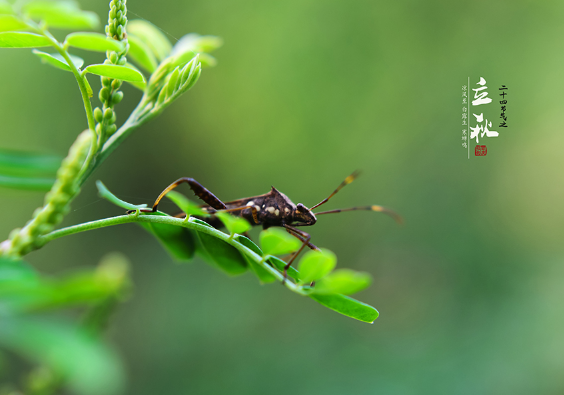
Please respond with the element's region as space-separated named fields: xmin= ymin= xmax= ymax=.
xmin=37 ymin=214 xmax=308 ymax=296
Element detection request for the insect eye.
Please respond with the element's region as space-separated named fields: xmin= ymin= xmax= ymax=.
xmin=297 ymin=203 xmax=307 ymax=212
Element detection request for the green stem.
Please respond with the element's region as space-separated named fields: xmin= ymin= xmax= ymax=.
xmin=30 ymin=24 xmax=96 ymax=133
xmin=38 ymin=214 xmax=307 ymax=295
xmin=25 ymin=21 xmax=98 ymax=178
xmin=47 ymin=39 xmax=98 ymax=179
xmin=56 ymin=48 xmax=96 ymax=133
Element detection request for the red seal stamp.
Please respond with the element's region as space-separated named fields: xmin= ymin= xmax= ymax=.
xmin=475 ymin=145 xmax=487 ymax=156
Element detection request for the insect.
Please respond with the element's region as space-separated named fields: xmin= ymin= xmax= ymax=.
xmin=134 ymin=171 xmax=401 ymax=280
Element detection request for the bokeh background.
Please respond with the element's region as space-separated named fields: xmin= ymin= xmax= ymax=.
xmin=2 ymin=0 xmax=564 ymax=394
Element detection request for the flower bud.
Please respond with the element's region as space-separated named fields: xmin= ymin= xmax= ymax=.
xmin=99 ymin=87 xmax=110 ymax=102
xmin=111 ymin=91 xmax=123 ymax=104
xmin=94 ymin=107 xmax=103 ymax=122
xmin=104 ymin=108 xmax=113 ymax=119
xmin=106 ymin=124 xmax=117 ymax=135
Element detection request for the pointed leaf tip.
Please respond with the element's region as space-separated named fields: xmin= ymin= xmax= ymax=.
xmin=309 ymin=293 xmax=378 ymax=323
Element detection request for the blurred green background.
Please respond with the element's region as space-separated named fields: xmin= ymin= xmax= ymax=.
xmin=2 ymin=0 xmax=564 ymax=394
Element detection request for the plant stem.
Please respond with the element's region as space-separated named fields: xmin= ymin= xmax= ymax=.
xmin=56 ymin=46 xmax=96 ymax=133
xmin=38 ymin=214 xmax=308 ymax=295
xmin=27 ymin=23 xmax=97 ymax=133
xmin=25 ymin=22 xmax=98 ymax=179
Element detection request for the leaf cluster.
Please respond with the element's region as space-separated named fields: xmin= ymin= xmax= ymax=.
xmin=0 ymin=255 xmax=129 ymax=395
xmin=97 ymin=182 xmax=379 ymax=324
xmin=0 ymin=0 xmax=222 ymax=190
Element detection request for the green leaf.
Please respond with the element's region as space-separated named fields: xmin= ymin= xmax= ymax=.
xmin=65 ymin=32 xmax=124 ymax=52
xmin=196 ymin=232 xmax=247 ymax=276
xmin=0 ymin=259 xmax=42 ymax=312
xmin=198 ymin=52 xmax=217 ymax=68
xmin=123 ymin=62 xmax=147 ymax=91
xmin=127 ymin=20 xmax=172 ymax=61
xmin=165 ymin=190 xmax=208 ymax=217
xmin=0 ymin=149 xmax=61 ymax=176
xmin=259 ymin=228 xmax=301 ymax=256
xmin=96 ymin=180 xmax=147 ymax=210
xmin=0 ymin=174 xmax=55 ymax=190
xmin=0 ymin=258 xmax=38 ymax=286
xmin=267 ymin=255 xmax=300 ymax=282
xmin=0 ymin=258 xmax=128 ymax=313
xmin=171 ymin=33 xmax=223 ymax=55
xmin=216 ymin=212 xmax=251 ymax=235
xmin=191 ymin=218 xmax=213 ymax=228
xmin=233 ymin=235 xmax=261 ymax=255
xmin=309 ymin=294 xmax=379 ymax=323
xmin=0 ymin=316 xmax=125 ymax=395
xmin=83 ymin=64 xmax=145 ymax=82
xmin=0 ymin=14 xmax=28 ymax=32
xmin=23 ymin=0 xmax=99 ymax=30
xmin=313 ymin=269 xmax=372 ymax=295
xmin=32 ymin=49 xmax=83 ymax=71
xmin=170 ymin=50 xmax=197 ymax=70
xmin=44 ymin=9 xmax=98 ymax=30
xmin=139 ymin=215 xmax=196 ymax=262
xmin=177 ymin=57 xmax=201 ymax=94
xmin=0 ymin=32 xmax=50 ymax=48
xmin=127 ymin=33 xmax=158 ymax=72
xmin=0 ymin=149 xmax=60 ymax=190
xmin=234 ymin=235 xmax=277 ymax=283
xmin=298 ymin=249 xmax=337 ymax=284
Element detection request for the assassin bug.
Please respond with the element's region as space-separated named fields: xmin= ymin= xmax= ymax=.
xmin=133 ymin=171 xmax=401 ymax=280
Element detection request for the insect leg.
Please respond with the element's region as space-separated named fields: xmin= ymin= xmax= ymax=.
xmin=281 ymin=225 xmax=317 ymax=283
xmin=137 ymin=178 xmax=227 ymax=213
xmin=284 ymin=227 xmax=319 ymax=252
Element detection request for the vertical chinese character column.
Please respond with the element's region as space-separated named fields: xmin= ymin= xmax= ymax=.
xmin=469 ymin=77 xmax=498 ymax=156
xmin=462 ymin=84 xmax=468 ymax=150
xmin=499 ymin=85 xmax=508 ymax=128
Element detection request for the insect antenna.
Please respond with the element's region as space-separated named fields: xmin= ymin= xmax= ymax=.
xmin=314 ymin=205 xmax=403 ymax=224
xmin=310 ymin=170 xmax=360 ymax=210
